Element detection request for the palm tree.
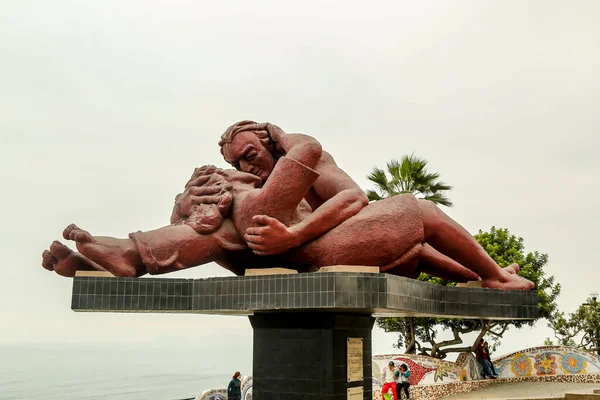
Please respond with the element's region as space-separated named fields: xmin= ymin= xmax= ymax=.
xmin=366 ymin=154 xmax=453 ymax=207
xmin=368 ymin=154 xmax=453 ymax=353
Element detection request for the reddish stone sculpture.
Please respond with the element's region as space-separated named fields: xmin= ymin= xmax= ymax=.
xmin=42 ymin=121 xmax=534 ymax=290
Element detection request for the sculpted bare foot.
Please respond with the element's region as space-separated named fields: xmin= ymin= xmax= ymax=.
xmin=42 ymin=241 xmax=106 ymax=277
xmin=504 ymin=263 xmax=520 ymax=275
xmin=62 ymin=224 xmax=144 ymax=277
xmin=481 ymin=269 xmax=535 ymax=290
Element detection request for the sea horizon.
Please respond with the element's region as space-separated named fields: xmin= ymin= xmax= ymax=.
xmin=1 ymin=342 xmax=252 ymax=400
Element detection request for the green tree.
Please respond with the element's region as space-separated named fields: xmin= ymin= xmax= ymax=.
xmin=367 ymin=157 xmax=561 ymax=357
xmin=366 ymin=155 xmax=453 ymax=207
xmin=548 ymin=296 xmax=600 ymax=355
xmin=377 ymin=227 xmax=561 ymax=358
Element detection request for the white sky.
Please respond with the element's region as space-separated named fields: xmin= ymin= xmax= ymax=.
xmin=1 ymin=0 xmax=599 ymax=358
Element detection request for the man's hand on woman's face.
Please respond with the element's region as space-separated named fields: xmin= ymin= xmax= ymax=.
xmin=265 ymin=123 xmax=286 ymax=153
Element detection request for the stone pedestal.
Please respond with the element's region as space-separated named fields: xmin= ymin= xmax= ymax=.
xmin=250 ymin=312 xmax=374 ymax=400
xmin=71 ymin=272 xmax=538 ymax=320
xmin=70 ymin=272 xmax=538 ymax=399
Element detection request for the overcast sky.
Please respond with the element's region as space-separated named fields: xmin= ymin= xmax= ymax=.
xmin=1 ymin=0 xmax=599 ymax=358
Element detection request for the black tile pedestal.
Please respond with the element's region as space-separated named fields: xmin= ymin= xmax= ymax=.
xmin=71 ymin=272 xmax=539 ymax=320
xmin=70 ymin=272 xmax=538 ymax=399
xmin=250 ymin=312 xmax=374 ymax=400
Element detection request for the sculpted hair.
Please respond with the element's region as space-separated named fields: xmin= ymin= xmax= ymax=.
xmin=219 ymin=120 xmax=285 ymax=169
xmin=180 ymin=165 xmax=233 ymax=234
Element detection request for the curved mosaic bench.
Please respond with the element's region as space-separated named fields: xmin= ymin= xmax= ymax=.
xmin=195 ymin=375 xmax=252 ymax=400
xmin=241 ymin=375 xmax=252 ymax=400
xmin=492 ymin=345 xmax=600 ymax=378
xmin=195 ymin=389 xmax=226 ymax=400
xmin=455 ymin=351 xmax=484 ymax=381
xmin=372 ymin=353 xmax=462 ymax=396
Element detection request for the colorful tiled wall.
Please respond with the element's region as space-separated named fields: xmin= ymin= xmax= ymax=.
xmin=196 ymin=346 xmax=600 ymax=399
xmin=492 ymin=346 xmax=600 ymax=378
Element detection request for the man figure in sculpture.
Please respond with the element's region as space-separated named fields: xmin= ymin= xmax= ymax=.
xmin=182 ymin=121 xmax=520 ymax=282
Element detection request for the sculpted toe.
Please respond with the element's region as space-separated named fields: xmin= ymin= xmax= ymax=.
xmin=50 ymin=241 xmax=72 ymax=260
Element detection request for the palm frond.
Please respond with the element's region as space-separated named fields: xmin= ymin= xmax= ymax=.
xmin=367 ymin=167 xmax=390 ymax=189
xmin=367 ymin=153 xmax=453 ymax=206
xmin=424 ymin=193 xmax=453 ymax=207
xmin=427 ymin=181 xmax=453 ymax=193
xmin=386 ymin=159 xmax=403 ymax=191
xmin=366 ymin=189 xmax=383 ymax=201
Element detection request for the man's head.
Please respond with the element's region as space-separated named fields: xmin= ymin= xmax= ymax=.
xmin=400 ymin=364 xmax=408 ymax=371
xmin=219 ymin=120 xmax=283 ymax=184
xmin=388 ymin=361 xmax=395 ymax=368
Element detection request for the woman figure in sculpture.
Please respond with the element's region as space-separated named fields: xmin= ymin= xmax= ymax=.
xmin=42 ymin=121 xmax=534 ymax=291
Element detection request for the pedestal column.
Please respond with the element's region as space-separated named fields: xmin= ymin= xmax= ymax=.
xmin=249 ymin=312 xmax=375 ymax=400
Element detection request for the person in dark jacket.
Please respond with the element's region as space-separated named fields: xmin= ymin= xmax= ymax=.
xmin=396 ymin=363 xmax=411 ymax=399
xmin=475 ymin=340 xmax=496 ymax=379
xmin=227 ymin=371 xmax=242 ymax=400
xmin=483 ymin=341 xmax=498 ymax=377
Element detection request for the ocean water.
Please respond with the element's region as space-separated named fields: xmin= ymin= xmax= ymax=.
xmin=1 ymin=344 xmax=252 ymax=400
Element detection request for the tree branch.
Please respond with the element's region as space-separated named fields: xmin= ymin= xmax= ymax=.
xmin=487 ymin=322 xmax=509 ymax=338
xmin=431 ymin=320 xmax=487 ymax=358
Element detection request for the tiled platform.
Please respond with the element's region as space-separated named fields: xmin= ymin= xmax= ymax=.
xmin=71 ymin=272 xmax=538 ymax=320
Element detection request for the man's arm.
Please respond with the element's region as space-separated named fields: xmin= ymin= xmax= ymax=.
xmin=246 ymin=127 xmax=368 ymax=255
xmin=240 ymin=129 xmax=323 ymax=226
xmin=285 ymin=150 xmax=369 ymax=247
xmin=237 ymin=156 xmax=321 ymax=245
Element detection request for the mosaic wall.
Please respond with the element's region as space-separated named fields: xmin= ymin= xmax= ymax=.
xmin=372 ymin=353 xmax=462 ymax=395
xmin=492 ymin=346 xmax=600 ymax=378
xmin=455 ymin=351 xmax=483 ymax=381
xmin=384 ymin=373 xmax=600 ymax=400
xmin=196 ymin=347 xmax=600 ymax=400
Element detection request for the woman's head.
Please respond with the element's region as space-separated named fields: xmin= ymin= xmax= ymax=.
xmin=232 ymin=371 xmax=241 ymax=379
xmin=180 ymin=165 xmax=233 ymax=234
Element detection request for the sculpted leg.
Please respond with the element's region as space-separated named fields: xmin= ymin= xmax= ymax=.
xmin=63 ymin=224 xmax=145 ymax=277
xmin=419 ymin=244 xmax=519 ymax=282
xmin=418 ymin=200 xmax=534 ymax=290
xmin=419 ymin=243 xmax=480 ymax=282
xmin=61 ymin=223 xmax=229 ymax=277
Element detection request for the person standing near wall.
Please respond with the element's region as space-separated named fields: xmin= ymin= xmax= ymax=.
xmin=227 ymin=371 xmax=242 ymax=400
xmin=382 ymin=361 xmax=399 ymax=400
xmin=476 ymin=340 xmax=496 ymax=379
xmin=483 ymin=341 xmax=498 ymax=377
xmin=396 ymin=363 xmax=411 ymax=399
